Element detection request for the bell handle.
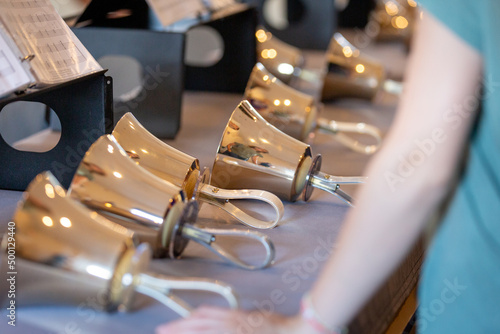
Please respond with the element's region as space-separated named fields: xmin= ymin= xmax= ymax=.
xmin=135 ymin=272 xmax=239 ymax=318
xmin=316 ymin=118 xmax=383 ymax=155
xmin=181 ymin=224 xmax=275 ymax=270
xmin=198 ymin=184 xmax=284 ymax=229
xmin=383 ymin=79 xmax=404 ymax=96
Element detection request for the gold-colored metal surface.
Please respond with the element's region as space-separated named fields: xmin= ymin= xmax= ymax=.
xmin=321 ymin=32 xmax=387 ymax=101
xmin=68 ymin=134 xmax=190 ymax=258
xmin=212 ymin=100 xmax=313 ymax=202
xmin=244 ymin=63 xmax=383 ymax=154
xmin=0 ymin=172 xmax=239 ymax=316
xmin=244 ymin=62 xmax=318 ymax=142
xmin=112 ymin=113 xmax=285 ymax=230
xmin=112 ymin=113 xmax=201 ymax=199
xmin=369 ymin=0 xmax=417 ymax=44
xmin=0 ymin=171 xmax=140 ymax=311
xmin=68 ymin=135 xmax=276 ymax=269
xmin=255 ymin=27 xmax=305 ymax=85
xmin=211 ymin=101 xmax=366 ymax=205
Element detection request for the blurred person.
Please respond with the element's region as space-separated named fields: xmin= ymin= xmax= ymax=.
xmin=156 ymin=1 xmax=500 ymax=333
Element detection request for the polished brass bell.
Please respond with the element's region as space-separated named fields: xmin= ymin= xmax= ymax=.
xmin=112 ymin=112 xmax=284 ymax=229
xmin=368 ymin=0 xmax=417 ymax=44
xmin=211 ymin=101 xmax=365 ymax=205
xmin=245 ymin=63 xmax=383 ymax=154
xmin=321 ymin=32 xmax=403 ymax=101
xmin=68 ymin=135 xmax=275 ymax=270
xmin=0 ymin=172 xmax=238 ymax=317
xmin=255 ymin=27 xmax=305 ymax=85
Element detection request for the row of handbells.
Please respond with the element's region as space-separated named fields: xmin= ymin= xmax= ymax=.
xmin=0 ymin=97 xmax=370 ymax=318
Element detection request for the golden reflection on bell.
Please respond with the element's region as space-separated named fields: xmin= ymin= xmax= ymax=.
xmin=245 ymin=63 xmax=383 ymax=154
xmin=255 ymin=27 xmax=305 ymax=85
xmin=68 ymin=134 xmax=188 ymax=259
xmin=368 ymin=0 xmax=417 ymax=44
xmin=211 ymin=101 xmax=365 ymax=205
xmin=321 ymin=32 xmax=403 ymax=101
xmin=69 ymin=135 xmax=275 ymax=270
xmin=0 ymin=172 xmax=238 ymax=317
xmin=112 ymin=112 xmax=284 ymax=230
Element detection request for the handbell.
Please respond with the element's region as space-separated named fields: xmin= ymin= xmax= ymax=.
xmin=245 ymin=63 xmax=383 ymax=155
xmin=321 ymin=32 xmax=403 ymax=101
xmin=368 ymin=0 xmax=417 ymax=45
xmin=0 ymin=172 xmax=238 ymax=318
xmin=211 ymin=101 xmax=365 ymax=206
xmin=255 ymin=27 xmax=306 ymax=85
xmin=112 ymin=112 xmax=284 ymax=230
xmin=68 ymin=135 xmax=275 ymax=270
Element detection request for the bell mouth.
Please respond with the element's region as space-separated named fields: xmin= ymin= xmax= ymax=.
xmin=191 ymin=168 xmax=210 ymax=203
xmin=108 ymin=243 xmax=151 ymax=312
xmin=290 ymin=146 xmax=313 ymax=201
xmin=300 ymin=102 xmax=319 ymax=142
xmin=303 ymin=155 xmax=322 ymax=201
xmin=155 ymin=191 xmax=189 ymax=257
xmin=167 ymin=200 xmax=199 ymax=259
xmin=182 ymin=161 xmax=201 ymax=200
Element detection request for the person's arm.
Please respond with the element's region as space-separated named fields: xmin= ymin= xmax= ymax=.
xmin=309 ymin=9 xmax=483 ymax=329
xmin=156 ymin=10 xmax=483 ymax=334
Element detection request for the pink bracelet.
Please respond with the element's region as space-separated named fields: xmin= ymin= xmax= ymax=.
xmin=300 ymin=293 xmax=348 ymax=334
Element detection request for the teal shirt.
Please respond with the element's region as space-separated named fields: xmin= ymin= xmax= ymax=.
xmin=417 ymin=1 xmax=500 ymax=332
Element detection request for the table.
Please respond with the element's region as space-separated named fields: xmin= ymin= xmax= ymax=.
xmin=0 ymin=38 xmax=421 ymax=334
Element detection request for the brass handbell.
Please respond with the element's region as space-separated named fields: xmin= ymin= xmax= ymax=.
xmin=245 ymin=63 xmax=383 ymax=155
xmin=0 ymin=172 xmax=238 ymax=318
xmin=211 ymin=101 xmax=366 ymax=206
xmin=112 ymin=112 xmax=284 ymax=230
xmin=368 ymin=0 xmax=417 ymax=44
xmin=255 ymin=27 xmax=305 ymax=85
xmin=321 ymin=32 xmax=403 ymax=101
xmin=68 ymin=135 xmax=275 ymax=270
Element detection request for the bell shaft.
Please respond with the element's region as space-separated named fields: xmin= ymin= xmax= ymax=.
xmin=180 ymin=224 xmax=276 ymax=270
xmin=307 ymin=171 xmax=366 ymax=207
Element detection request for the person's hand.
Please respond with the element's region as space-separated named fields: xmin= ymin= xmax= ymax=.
xmin=155 ymin=306 xmax=314 ymax=334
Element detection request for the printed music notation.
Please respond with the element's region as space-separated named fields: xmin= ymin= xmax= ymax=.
xmin=17 ymin=13 xmax=58 ymax=24
xmin=0 ymin=0 xmax=102 ymax=85
xmin=10 ymin=0 xmax=50 ymax=8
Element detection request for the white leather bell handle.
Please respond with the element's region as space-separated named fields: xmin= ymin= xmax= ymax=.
xmin=316 ymin=118 xmax=383 ymax=155
xmin=198 ymin=184 xmax=284 ymax=229
xmin=181 ymin=224 xmax=276 ymax=270
xmin=135 ymin=272 xmax=239 ymax=318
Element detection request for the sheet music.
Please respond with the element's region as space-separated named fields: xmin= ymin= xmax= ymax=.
xmin=146 ymin=0 xmax=208 ymax=27
xmin=0 ymin=24 xmax=33 ymax=98
xmin=0 ymin=0 xmax=102 ymax=85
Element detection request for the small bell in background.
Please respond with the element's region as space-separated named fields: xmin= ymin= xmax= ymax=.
xmin=245 ymin=62 xmax=383 ymax=155
xmin=321 ymin=32 xmax=403 ymax=101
